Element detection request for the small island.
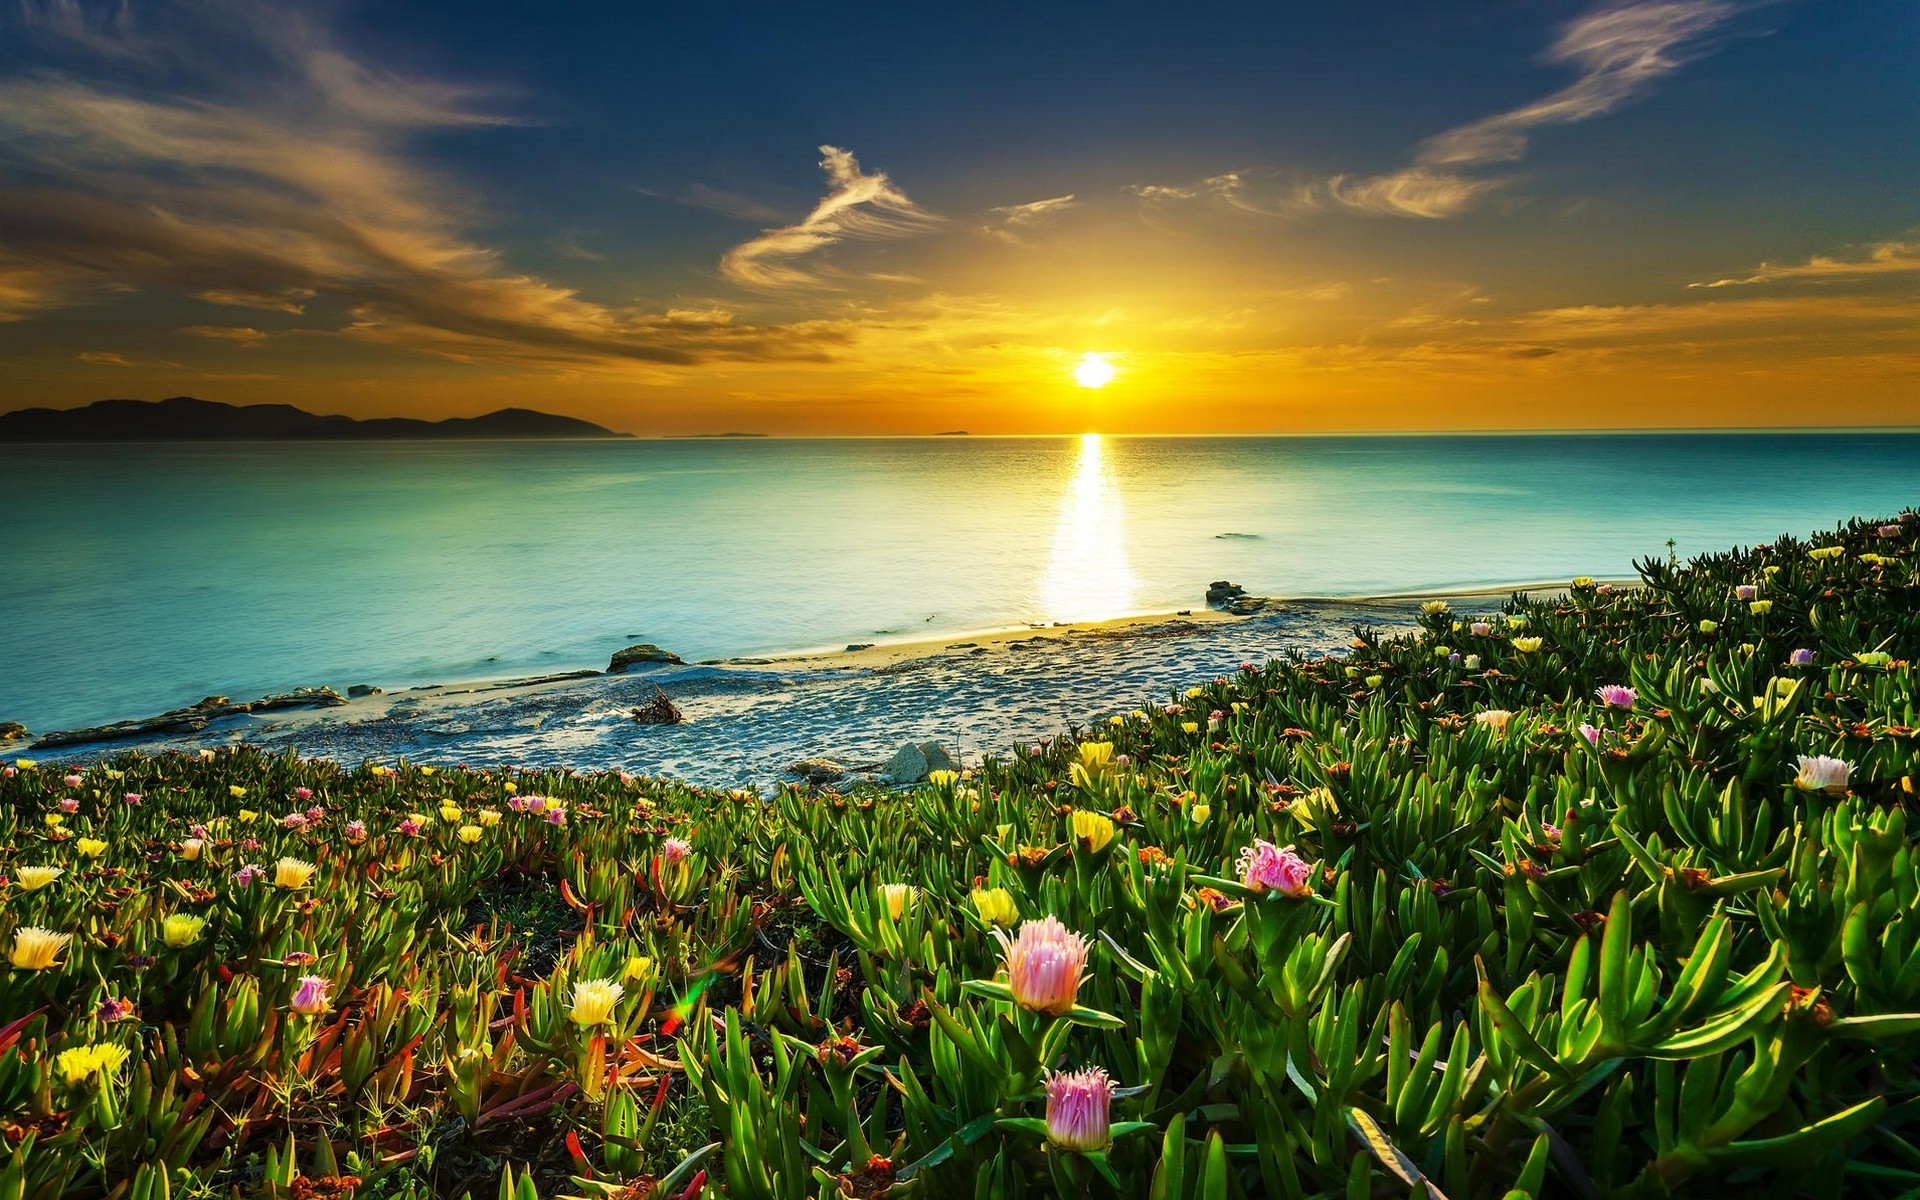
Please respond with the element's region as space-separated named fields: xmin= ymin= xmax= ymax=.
xmin=0 ymin=396 xmax=632 ymax=441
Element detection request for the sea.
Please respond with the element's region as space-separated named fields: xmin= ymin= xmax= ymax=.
xmin=4 ymin=432 xmax=1917 ymax=734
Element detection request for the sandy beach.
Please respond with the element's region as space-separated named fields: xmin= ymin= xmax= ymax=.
xmin=17 ymin=581 xmax=1625 ymax=786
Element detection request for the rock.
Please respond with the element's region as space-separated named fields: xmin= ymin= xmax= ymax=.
xmin=845 ymin=642 xmax=875 ymax=651
xmin=1226 ymin=595 xmax=1267 ymax=616
xmin=347 ymin=684 xmax=382 ymax=698
xmin=1206 ymin=580 xmax=1246 ymax=604
xmin=0 ymin=721 xmax=26 ymax=744
xmin=787 ymin=757 xmax=846 ymax=784
xmin=946 ymin=642 xmax=978 ymax=649
xmin=253 ymin=687 xmax=348 ymax=711
xmin=727 ymin=657 xmax=774 ymax=665
xmin=629 ymin=687 xmax=683 ymax=725
xmin=1177 ymin=609 xmax=1192 ymax=616
xmin=879 ymin=742 xmax=929 ymax=784
xmin=31 ymin=685 xmax=345 ymax=748
xmin=920 ymin=742 xmax=956 ymax=774
xmin=608 ymin=643 xmax=683 ymax=672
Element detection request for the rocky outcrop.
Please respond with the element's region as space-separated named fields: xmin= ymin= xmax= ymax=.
xmin=347 ymin=684 xmax=382 ymax=698
xmin=0 ymin=722 xmax=26 ymax=744
xmin=879 ymin=740 xmax=955 ymax=784
xmin=33 ymin=687 xmax=346 ymax=748
xmin=1206 ymin=580 xmax=1246 ymax=605
xmin=787 ymin=757 xmax=846 ymax=785
xmin=607 ymin=644 xmax=683 ymax=672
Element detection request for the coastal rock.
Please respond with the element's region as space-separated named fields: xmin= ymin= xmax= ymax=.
xmin=630 ymin=687 xmax=683 ymax=725
xmin=920 ymin=742 xmax=956 ymax=774
xmin=1226 ymin=595 xmax=1268 ymax=616
xmin=1206 ymin=580 xmax=1246 ymax=604
xmin=253 ymin=687 xmax=348 ymax=711
xmin=845 ymin=643 xmax=875 ymax=652
xmin=879 ymin=743 xmax=928 ymax=784
xmin=608 ymin=643 xmax=683 ymax=672
xmin=787 ymin=757 xmax=846 ymax=785
xmin=0 ymin=721 xmax=26 ymax=744
xmin=32 ymin=686 xmax=346 ymax=748
xmin=347 ymin=684 xmax=382 ymax=698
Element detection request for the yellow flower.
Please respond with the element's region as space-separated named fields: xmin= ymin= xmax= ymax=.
xmin=1189 ymin=804 xmax=1211 ymax=826
xmin=1107 ymin=715 xmax=1124 ymax=726
xmin=17 ymin=866 xmax=62 ymax=891
xmin=1181 ymin=721 xmax=1200 ymax=734
xmin=1421 ymin=599 xmax=1450 ymax=615
xmin=43 ymin=813 xmax=63 ymax=828
xmin=1699 ymin=619 xmax=1719 ymax=634
xmin=13 ymin=759 xmax=35 ymax=770
xmin=1365 ymin=675 xmax=1384 ymax=688
xmin=622 ymin=955 xmax=653 ymax=982
xmin=179 ymin=839 xmax=203 ymax=861
xmin=369 ymin=764 xmax=391 ymax=776
xmin=478 ymin=808 xmax=501 ymax=826
xmin=1750 ymin=600 xmax=1773 ymax=615
xmin=76 ymin=838 xmax=107 ymax=858
xmin=238 ymin=809 xmax=258 ymax=823
xmin=1291 ymin=787 xmax=1340 ymax=831
xmin=1571 ymin=576 xmax=1595 ymax=587
xmin=971 ymin=887 xmax=1019 ymax=926
xmin=878 ymin=883 xmax=915 ymax=921
xmin=1184 ymin=687 xmax=1204 ymax=699
xmin=419 ymin=766 xmax=437 ymax=776
xmin=458 ymin=824 xmax=483 ymax=844
xmin=162 ymin=913 xmax=206 ymax=947
xmin=1075 ymin=742 xmax=1114 ymax=772
xmin=1070 ymin=810 xmax=1115 ymax=852
xmin=228 ymin=785 xmax=247 ymax=798
xmin=926 ymin=769 xmax=959 ymax=788
xmin=1512 ymin=636 xmax=1543 ymax=653
xmin=274 ymin=857 xmax=317 ymax=889
xmin=1475 ymin=709 xmax=1516 ymax=734
xmin=439 ymin=805 xmax=462 ymax=823
xmin=568 ymin=978 xmax=624 ymax=1026
xmin=503 ymin=781 xmax=518 ymax=795
xmin=1809 ymin=545 xmax=1844 ymax=560
xmin=9 ymin=927 xmax=68 ymax=970
xmin=56 ymin=1043 xmax=130 ymax=1085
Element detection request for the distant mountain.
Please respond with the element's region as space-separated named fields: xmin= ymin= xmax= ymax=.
xmin=0 ymin=396 xmax=632 ymax=441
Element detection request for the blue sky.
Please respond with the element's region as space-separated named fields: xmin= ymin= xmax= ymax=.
xmin=0 ymin=0 xmax=1914 ymax=432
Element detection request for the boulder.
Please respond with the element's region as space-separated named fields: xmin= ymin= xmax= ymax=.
xmin=347 ymin=684 xmax=382 ymax=698
xmin=879 ymin=742 xmax=929 ymax=784
xmin=1205 ymin=580 xmax=1246 ymax=604
xmin=629 ymin=687 xmax=683 ymax=725
xmin=0 ymin=721 xmax=26 ymax=744
xmin=608 ymin=643 xmax=683 ymax=672
xmin=253 ymin=687 xmax=347 ymax=711
xmin=787 ymin=757 xmax=847 ymax=785
xmin=920 ymin=742 xmax=956 ymax=774
xmin=845 ymin=642 xmax=875 ymax=652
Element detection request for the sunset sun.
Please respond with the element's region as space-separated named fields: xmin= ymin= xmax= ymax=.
xmin=1073 ymin=353 xmax=1117 ymax=389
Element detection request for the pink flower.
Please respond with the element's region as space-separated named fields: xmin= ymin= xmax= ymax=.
xmin=524 ymin=795 xmax=549 ymax=814
xmin=1579 ymin=723 xmax=1602 ymax=746
xmin=1044 ymin=1066 xmax=1114 ymax=1151
xmin=1470 ymin=622 xmax=1492 ymax=636
xmin=661 ymin=837 xmax=692 ymax=865
xmin=281 ymin=813 xmax=308 ymax=830
xmin=507 ymin=795 xmax=527 ymax=812
xmin=1594 ymin=685 xmax=1636 ymax=709
xmin=1789 ymin=648 xmax=1815 ymax=666
xmin=290 ymin=974 xmax=332 ymax=1016
xmin=1596 ymin=583 xmax=1614 ymax=595
xmin=232 ymin=864 xmax=262 ymax=887
xmin=546 ymin=808 xmax=567 ymax=826
xmin=240 ymin=837 xmax=261 ymax=852
xmin=123 ymin=793 xmax=143 ymax=805
xmin=993 ymin=916 xmax=1090 ymax=1016
xmin=1235 ymin=840 xmax=1314 ymax=898
xmin=305 ymin=806 xmax=324 ymax=821
xmin=58 ymin=797 xmax=80 ymax=813
xmin=63 ymin=774 xmax=82 ymax=788
xmin=189 ymin=823 xmax=208 ymax=838
xmin=1880 ymin=525 xmax=1902 ymax=537
xmin=98 ymin=996 xmax=136 ymax=1022
xmin=398 ymin=818 xmax=421 ymax=836
xmin=1734 ymin=584 xmax=1758 ymax=601
xmin=344 ymin=821 xmax=367 ymax=842
xmin=294 ymin=787 xmax=313 ymax=801
xmin=1541 ymin=823 xmax=1563 ymax=845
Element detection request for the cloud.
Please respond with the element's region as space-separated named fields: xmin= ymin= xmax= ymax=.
xmin=78 ymin=350 xmax=183 ymax=368
xmin=179 ymin=325 xmax=272 ymax=344
xmin=719 ymin=146 xmax=940 ymax=288
xmin=984 ymin=194 xmax=1079 ymax=244
xmin=1134 ymin=1 xmax=1745 ymax=220
xmin=1690 ymin=238 xmax=1920 ymax=287
xmin=636 ymin=183 xmax=789 ymax=224
xmin=0 ymin=1 xmax=850 ymax=370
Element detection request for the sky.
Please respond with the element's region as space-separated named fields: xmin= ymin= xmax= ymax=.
xmin=0 ymin=0 xmax=1915 ymax=435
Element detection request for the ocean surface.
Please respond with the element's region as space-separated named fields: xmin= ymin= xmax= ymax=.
xmin=5 ymin=433 xmax=1917 ymax=733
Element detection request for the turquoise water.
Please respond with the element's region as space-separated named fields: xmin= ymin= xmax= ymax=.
xmin=4 ymin=433 xmax=1916 ymax=732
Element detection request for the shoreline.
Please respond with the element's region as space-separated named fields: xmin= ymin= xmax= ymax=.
xmin=10 ymin=577 xmax=1635 ymax=780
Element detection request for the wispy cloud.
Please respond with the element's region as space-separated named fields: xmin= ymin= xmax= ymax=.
xmin=0 ymin=1 xmax=851 ymax=369
xmin=77 ymin=350 xmax=181 ymax=368
xmin=720 ymin=146 xmax=941 ymax=288
xmin=636 ymin=183 xmax=789 ymax=224
xmin=1690 ymin=238 xmax=1920 ymax=287
xmin=984 ymin=194 xmax=1079 ymax=244
xmin=179 ymin=325 xmax=272 ymax=344
xmin=1135 ymin=0 xmax=1745 ymax=220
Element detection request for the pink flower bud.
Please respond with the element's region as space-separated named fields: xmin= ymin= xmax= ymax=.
xmin=1044 ymin=1067 xmax=1114 ymax=1151
xmin=1235 ymin=840 xmax=1314 ymax=897
xmin=993 ymin=916 xmax=1090 ymax=1016
xmin=290 ymin=974 xmax=331 ymax=1016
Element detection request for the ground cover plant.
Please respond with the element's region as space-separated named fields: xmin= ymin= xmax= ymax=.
xmin=6 ymin=512 xmax=1920 ymax=1198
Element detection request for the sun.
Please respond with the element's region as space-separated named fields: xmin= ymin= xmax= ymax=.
xmin=1073 ymin=352 xmax=1117 ymax=389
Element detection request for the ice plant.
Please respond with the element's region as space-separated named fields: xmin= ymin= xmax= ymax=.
xmin=927 ymin=769 xmax=959 ymax=787
xmin=1793 ymin=755 xmax=1850 ymax=793
xmin=1579 ymin=723 xmax=1602 ymax=746
xmin=1475 ymin=709 xmax=1516 ymax=734
xmin=1512 ymin=636 xmax=1543 ymax=653
xmin=1070 ymin=809 xmax=1115 ymax=852
xmin=1235 ymin=840 xmax=1314 ymax=897
xmin=878 ymin=883 xmax=915 ymax=921
xmin=1076 ymin=742 xmax=1114 ymax=772
xmin=289 ymin=974 xmax=332 ymax=1016
xmin=1789 ymin=648 xmax=1816 ymax=666
xmin=1470 ymin=621 xmax=1492 ymax=636
xmin=161 ymin=914 xmax=206 ymax=947
xmin=993 ymin=916 xmax=1091 ymax=1016
xmin=344 ymin=820 xmax=367 ymax=841
xmin=180 ymin=838 xmax=204 ymax=861
xmin=274 ymin=857 xmax=317 ymax=889
xmin=56 ymin=1043 xmax=131 ymax=1086
xmin=1044 ymin=1067 xmax=1115 ymax=1151
xmin=568 ymin=978 xmax=625 ymax=1026
xmin=10 ymin=927 xmax=68 ymax=970
xmin=971 ymin=886 xmax=1020 ymax=926
xmin=1750 ymin=600 xmax=1773 ymax=615
xmin=16 ymin=866 xmax=62 ymax=891
xmin=458 ymin=824 xmax=483 ymax=843
xmin=1735 ymin=584 xmax=1758 ymax=601
xmin=1595 ymin=685 xmax=1637 ymax=709
xmin=661 ymin=837 xmax=692 ymax=865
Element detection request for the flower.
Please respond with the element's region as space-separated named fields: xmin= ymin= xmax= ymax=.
xmin=9 ymin=927 xmax=68 ymax=970
xmin=1075 ymin=742 xmax=1114 ymax=773
xmin=344 ymin=820 xmax=367 ymax=842
xmin=1044 ymin=1067 xmax=1114 ymax=1151
xmin=1735 ymin=584 xmax=1758 ymax=601
xmin=1463 ymin=654 xmax=1482 ymax=670
xmin=76 ymin=838 xmax=107 ymax=858
xmin=56 ymin=1043 xmax=130 ymax=1086
xmin=398 ymin=818 xmax=422 ymax=837
xmin=852 ymin=879 xmax=908 ymax=924
xmin=661 ymin=837 xmax=692 ymax=865
xmin=927 ymin=769 xmax=959 ymax=788
xmin=1364 ymin=675 xmax=1384 ymax=688
xmin=1571 ymin=575 xmax=1594 ymax=588
xmin=125 ymin=793 xmax=144 ymax=806
xmin=228 ymin=785 xmax=247 ymax=798
xmin=1470 ymin=622 xmax=1492 ymax=636
xmin=236 ymin=809 xmax=256 ymax=822
xmin=1180 ymin=721 xmax=1200 ymax=734
xmin=1855 ymin=650 xmax=1894 ymax=668
xmin=568 ymin=978 xmax=625 ymax=1026
xmin=1236 ymin=840 xmax=1314 ymax=897
xmin=1594 ymin=685 xmax=1637 ymax=709
xmin=971 ymin=887 xmax=1020 ymax=926
xmin=1512 ymin=636 xmax=1543 ymax=653
xmin=58 ymin=796 xmax=79 ymax=813
xmin=16 ymin=866 xmax=62 ymax=892
xmin=274 ymin=857 xmax=317 ymax=889
xmin=1579 ymin=723 xmax=1602 ymax=746
xmin=162 ymin=914 xmax=206 ymax=947
xmin=179 ymin=838 xmax=204 ymax=861
xmin=1879 ymin=524 xmax=1902 ymax=537
xmin=1699 ymin=620 xmax=1719 ymax=634
xmin=1421 ymin=599 xmax=1450 ymax=615
xmin=439 ymin=805 xmax=462 ymax=824
xmin=478 ymin=808 xmax=501 ymax=827
xmin=1189 ymin=803 xmax=1211 ymax=825
xmin=1793 ymin=755 xmax=1850 ymax=793
xmin=231 ymin=864 xmax=262 ymax=887
xmin=1810 ymin=545 xmax=1845 ymax=560
xmin=290 ymin=974 xmax=332 ymax=1016
xmin=281 ymin=813 xmax=307 ymax=830
xmin=545 ymin=807 xmax=567 ymax=826
xmin=994 ymin=916 xmax=1091 ymax=1016
xmin=295 ymin=787 xmax=313 ymax=800
xmin=1475 ymin=709 xmax=1516 ymax=734
xmin=1789 ymin=648 xmax=1815 ymax=666
xmin=97 ymin=996 xmax=135 ymax=1022
xmin=1070 ymin=810 xmax=1115 ymax=852
xmin=1750 ymin=600 xmax=1773 ymax=615
xmin=623 ymin=955 xmax=653 ymax=982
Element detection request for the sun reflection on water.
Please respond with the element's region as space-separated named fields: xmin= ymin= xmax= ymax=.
xmin=1039 ymin=433 xmax=1139 ymax=622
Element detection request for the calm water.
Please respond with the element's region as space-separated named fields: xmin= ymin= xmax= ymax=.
xmin=4 ymin=433 xmax=1916 ymax=732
